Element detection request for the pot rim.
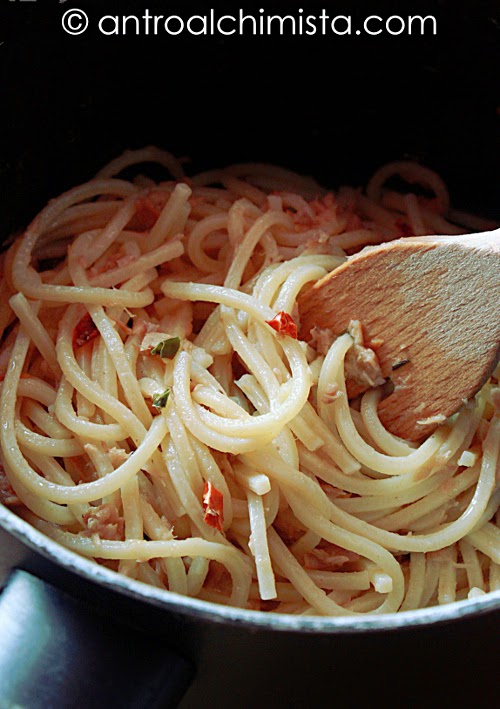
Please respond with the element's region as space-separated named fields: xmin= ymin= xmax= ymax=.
xmin=1 ymin=504 xmax=499 ymax=634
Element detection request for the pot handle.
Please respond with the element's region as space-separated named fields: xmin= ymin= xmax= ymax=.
xmin=0 ymin=569 xmax=194 ymax=708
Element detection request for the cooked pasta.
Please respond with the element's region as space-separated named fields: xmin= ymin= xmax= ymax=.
xmin=0 ymin=147 xmax=498 ymax=615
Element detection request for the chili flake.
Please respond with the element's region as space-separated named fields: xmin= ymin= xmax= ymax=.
xmin=265 ymin=311 xmax=298 ymax=338
xmin=202 ymin=481 xmax=224 ymax=532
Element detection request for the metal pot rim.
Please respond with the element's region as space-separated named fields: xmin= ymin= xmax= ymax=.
xmin=2 ymin=504 xmax=499 ymax=634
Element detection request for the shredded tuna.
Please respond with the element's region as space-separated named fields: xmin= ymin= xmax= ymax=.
xmin=69 ymin=455 xmax=97 ymax=483
xmin=0 ymin=465 xmax=21 ymax=507
xmin=304 ymin=543 xmax=360 ymax=571
xmin=309 ymin=325 xmax=335 ymax=355
xmin=299 ymin=230 xmax=330 ymax=255
xmin=344 ymin=320 xmax=385 ymax=388
xmin=73 ymin=313 xmax=99 ymax=350
xmin=88 ymin=245 xmax=136 ymax=278
xmin=140 ymin=331 xmax=174 ymax=353
xmin=344 ymin=212 xmax=364 ymax=232
xmin=110 ymin=317 xmax=134 ymax=336
xmin=308 ymin=194 xmax=340 ymax=228
xmin=108 ymin=447 xmax=130 ymax=467
xmin=82 ymin=503 xmax=125 ymax=541
xmin=83 ymin=443 xmax=99 ymax=457
xmin=282 ymin=193 xmax=342 ymax=237
xmin=132 ymin=317 xmax=160 ymax=339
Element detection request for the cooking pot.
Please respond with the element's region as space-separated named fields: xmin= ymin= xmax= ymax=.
xmin=0 ymin=2 xmax=498 ymax=707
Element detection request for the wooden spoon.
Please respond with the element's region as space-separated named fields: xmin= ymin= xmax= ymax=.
xmin=298 ymin=229 xmax=500 ymax=441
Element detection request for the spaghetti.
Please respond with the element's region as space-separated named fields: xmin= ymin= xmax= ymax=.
xmin=0 ymin=147 xmax=498 ymax=615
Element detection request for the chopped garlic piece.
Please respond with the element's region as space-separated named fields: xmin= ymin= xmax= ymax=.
xmin=234 ymin=466 xmax=271 ymax=495
xmin=416 ymin=413 xmax=446 ymax=426
xmin=370 ymin=570 xmax=393 ymax=594
xmin=458 ymin=450 xmax=478 ymax=468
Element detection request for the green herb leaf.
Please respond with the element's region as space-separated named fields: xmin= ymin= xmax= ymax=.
xmin=151 ymin=337 xmax=180 ymax=359
xmin=152 ymin=388 xmax=170 ymax=409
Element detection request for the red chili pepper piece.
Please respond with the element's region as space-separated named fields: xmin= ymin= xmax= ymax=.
xmin=202 ymin=481 xmax=224 ymax=532
xmin=265 ymin=311 xmax=298 ymax=338
xmin=73 ymin=313 xmax=100 ymax=350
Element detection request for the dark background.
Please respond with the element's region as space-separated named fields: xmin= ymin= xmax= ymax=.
xmin=0 ymin=1 xmax=498 ymax=237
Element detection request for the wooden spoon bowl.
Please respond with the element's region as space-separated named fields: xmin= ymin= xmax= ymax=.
xmin=298 ymin=230 xmax=500 ymax=441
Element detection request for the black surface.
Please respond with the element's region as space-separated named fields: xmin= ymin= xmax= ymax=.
xmin=0 ymin=3 xmax=499 ymax=708
xmin=0 ymin=0 xmax=498 ymax=238
xmin=0 ymin=570 xmax=193 ymax=709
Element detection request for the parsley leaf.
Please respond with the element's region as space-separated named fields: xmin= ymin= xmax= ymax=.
xmin=151 ymin=337 xmax=180 ymax=359
xmin=152 ymin=388 xmax=170 ymax=409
